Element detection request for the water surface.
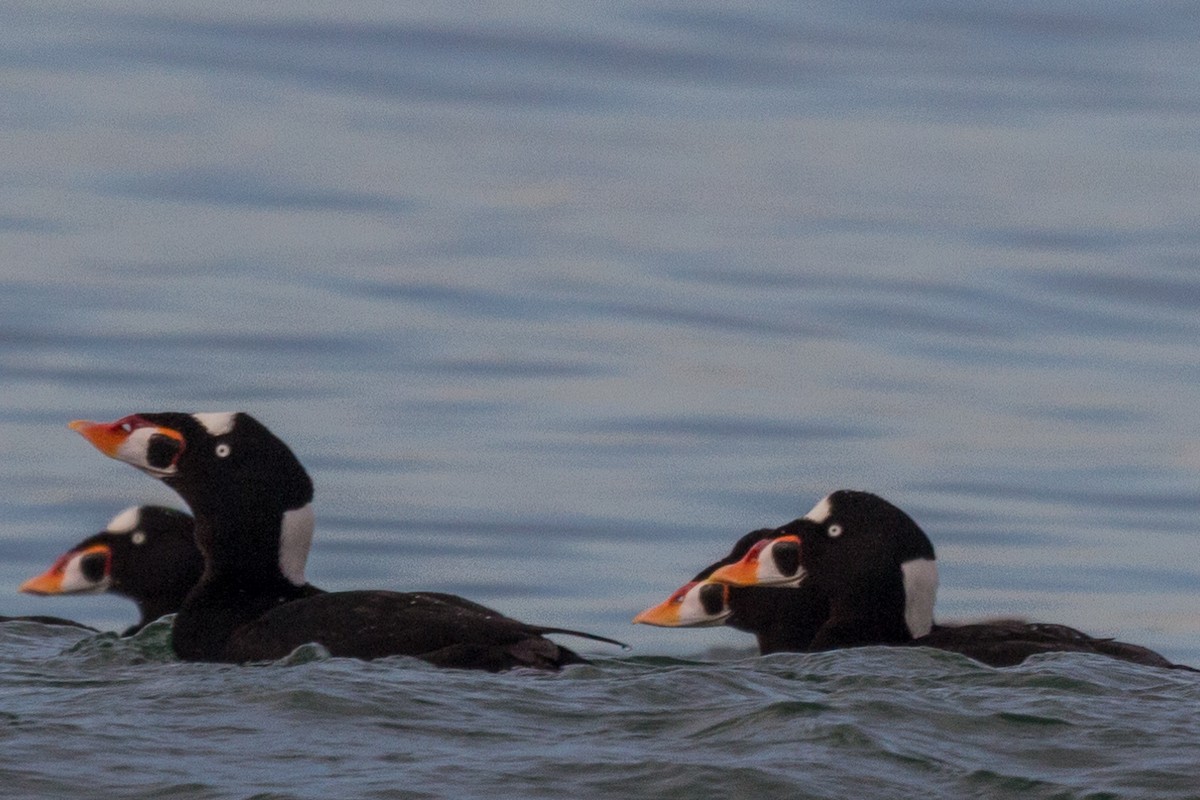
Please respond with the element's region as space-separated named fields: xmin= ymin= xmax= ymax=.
xmin=1 ymin=1 xmax=1198 ymax=797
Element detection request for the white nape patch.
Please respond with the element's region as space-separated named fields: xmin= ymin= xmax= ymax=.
xmin=278 ymin=503 xmax=314 ymax=586
xmin=193 ymin=412 xmax=237 ymax=436
xmin=901 ymin=558 xmax=938 ymax=638
xmin=804 ymin=495 xmax=833 ymax=523
xmin=106 ymin=506 xmax=142 ymax=534
xmin=60 ymin=553 xmax=111 ymax=594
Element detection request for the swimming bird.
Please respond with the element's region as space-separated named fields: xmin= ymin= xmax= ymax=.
xmin=633 ymin=528 xmax=829 ymax=654
xmin=68 ymin=412 xmax=623 ymax=669
xmin=704 ymin=490 xmax=1194 ymax=670
xmin=20 ymin=505 xmax=204 ymax=635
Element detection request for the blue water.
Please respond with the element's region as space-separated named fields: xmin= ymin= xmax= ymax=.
xmin=2 ymin=1 xmax=1199 ymax=797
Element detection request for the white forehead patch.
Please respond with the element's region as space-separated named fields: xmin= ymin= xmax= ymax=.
xmin=105 ymin=506 xmax=142 ymax=534
xmin=193 ymin=412 xmax=238 ymax=436
xmin=804 ymin=495 xmax=833 ymax=523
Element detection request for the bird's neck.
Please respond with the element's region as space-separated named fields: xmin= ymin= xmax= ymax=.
xmin=810 ymin=568 xmax=913 ymax=650
xmin=171 ymin=505 xmax=314 ymax=660
xmin=190 ymin=503 xmax=312 ymax=588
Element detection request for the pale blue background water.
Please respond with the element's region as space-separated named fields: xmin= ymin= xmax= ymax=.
xmin=2 ymin=3 xmax=1199 ymax=797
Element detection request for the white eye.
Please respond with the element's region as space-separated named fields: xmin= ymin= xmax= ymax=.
xmin=215 ymin=443 xmax=232 ymax=458
xmin=827 ymin=524 xmax=843 ymax=538
xmin=131 ymin=531 xmax=147 ymax=546
xmin=121 ymin=422 xmax=133 ymax=433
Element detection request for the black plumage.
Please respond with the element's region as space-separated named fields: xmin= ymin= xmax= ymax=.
xmin=70 ymin=412 xmax=621 ymax=669
xmin=21 ymin=506 xmax=203 ymax=635
xmin=701 ymin=490 xmax=1196 ymax=671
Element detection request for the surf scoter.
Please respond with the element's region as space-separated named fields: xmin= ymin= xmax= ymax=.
xmin=704 ymin=490 xmax=1195 ymax=671
xmin=20 ymin=505 xmax=204 ymax=635
xmin=68 ymin=412 xmax=623 ymax=669
xmin=633 ymin=528 xmax=829 ymax=654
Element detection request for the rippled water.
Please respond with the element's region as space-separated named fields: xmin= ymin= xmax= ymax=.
xmin=2 ymin=1 xmax=1199 ymax=797
xmin=3 ymin=624 xmax=1198 ymax=800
